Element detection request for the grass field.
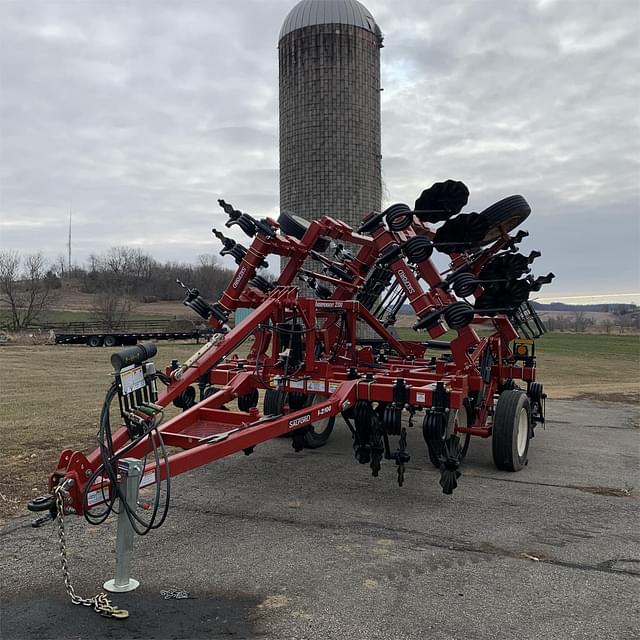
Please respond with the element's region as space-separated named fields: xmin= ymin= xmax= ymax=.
xmin=0 ymin=308 xmax=178 ymax=327
xmin=0 ymin=333 xmax=637 ymax=522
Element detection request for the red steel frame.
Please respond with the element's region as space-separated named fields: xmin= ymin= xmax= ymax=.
xmin=48 ymin=211 xmax=538 ymax=515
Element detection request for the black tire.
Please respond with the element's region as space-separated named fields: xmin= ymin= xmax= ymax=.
xmin=278 ymin=211 xmax=331 ymax=252
xmin=264 ymin=389 xmax=289 ymax=438
xmin=492 ymin=390 xmax=531 ymax=471
xmin=451 ymin=401 xmax=472 ymax=459
xmin=103 ymin=335 xmax=118 ymax=348
xmin=528 ymin=382 xmax=544 ymax=403
xmin=237 ymin=389 xmax=259 ymax=412
xmin=203 ymin=386 xmax=219 ymax=399
xmin=87 ymin=335 xmax=102 ymax=347
xmin=477 ymin=195 xmax=531 ymax=245
xmin=425 ymin=403 xmax=471 ymax=467
xmin=302 ymin=394 xmax=335 ymax=449
xmin=263 ymin=388 xmax=285 ymax=416
xmin=203 ymin=386 xmax=229 ymax=410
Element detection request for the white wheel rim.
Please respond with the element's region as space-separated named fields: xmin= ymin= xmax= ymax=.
xmin=448 ymin=406 xmax=467 ymax=436
xmin=311 ymin=417 xmax=331 ymax=435
xmin=516 ymin=407 xmax=528 ymax=456
xmin=306 ymin=394 xmax=332 ymax=436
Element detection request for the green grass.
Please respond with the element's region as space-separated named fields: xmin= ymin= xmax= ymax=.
xmin=396 ymin=327 xmax=639 ymax=360
xmin=1 ymin=309 xmax=173 ymax=326
xmin=396 ymin=328 xmax=638 ymax=402
xmin=535 ymin=332 xmax=639 ymax=360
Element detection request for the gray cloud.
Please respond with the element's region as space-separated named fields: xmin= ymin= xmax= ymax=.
xmin=1 ymin=0 xmax=638 ymax=300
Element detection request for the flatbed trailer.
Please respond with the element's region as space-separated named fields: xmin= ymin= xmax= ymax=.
xmin=45 ymin=319 xmax=212 ymax=346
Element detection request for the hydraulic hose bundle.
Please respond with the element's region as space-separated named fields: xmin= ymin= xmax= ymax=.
xmin=82 ymin=343 xmax=171 ymax=535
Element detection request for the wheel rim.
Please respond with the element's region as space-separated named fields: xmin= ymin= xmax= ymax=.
xmin=450 ymin=406 xmax=467 ymax=433
xmin=305 ymin=394 xmax=333 ymax=436
xmin=310 ymin=416 xmax=332 ymax=436
xmin=516 ymin=407 xmax=528 ymax=456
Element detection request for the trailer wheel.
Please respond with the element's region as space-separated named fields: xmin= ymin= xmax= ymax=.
xmin=87 ymin=336 xmax=102 ymax=347
xmin=264 ymin=389 xmax=289 ymax=437
xmin=477 ymin=195 xmax=531 ymax=245
xmin=492 ymin=390 xmax=531 ymax=471
xmin=237 ymin=389 xmax=259 ymax=412
xmin=278 ymin=211 xmax=331 ymax=252
xmin=451 ymin=401 xmax=471 ymax=460
xmin=103 ymin=335 xmax=117 ymax=347
xmin=203 ymin=386 xmax=229 ymax=410
xmin=302 ymin=394 xmax=335 ymax=449
xmin=264 ymin=388 xmax=285 ymax=416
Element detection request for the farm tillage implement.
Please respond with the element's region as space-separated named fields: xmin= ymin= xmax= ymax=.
xmin=29 ymin=180 xmax=554 ymax=615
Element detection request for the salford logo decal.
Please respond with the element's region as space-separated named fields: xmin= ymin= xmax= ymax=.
xmin=397 ymin=270 xmax=415 ymax=295
xmin=232 ymin=267 xmax=247 ymax=289
xmin=288 ymin=414 xmax=311 ymax=429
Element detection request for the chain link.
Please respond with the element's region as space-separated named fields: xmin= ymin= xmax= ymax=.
xmin=54 ymin=485 xmax=129 ymax=619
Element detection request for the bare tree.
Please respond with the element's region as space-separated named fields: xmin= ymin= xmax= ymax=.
xmin=0 ymin=251 xmax=56 ymax=330
xmin=572 ymin=311 xmax=593 ymax=333
xmin=601 ymin=318 xmax=613 ymax=334
xmin=91 ymin=288 xmax=134 ymax=330
xmin=54 ymin=254 xmax=67 ymax=279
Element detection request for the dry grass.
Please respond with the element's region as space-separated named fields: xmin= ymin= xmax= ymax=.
xmin=0 ymin=341 xmax=201 ymax=523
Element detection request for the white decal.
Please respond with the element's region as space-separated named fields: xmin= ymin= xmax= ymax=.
xmin=416 ymin=392 xmax=426 ymax=403
xmin=86 ymin=488 xmax=108 ymax=507
xmin=288 ymin=414 xmax=311 ymax=429
xmin=120 ymin=365 xmax=145 ymax=395
xmin=289 ymin=379 xmax=304 ymax=390
xmin=317 ymin=406 xmax=331 ymax=417
xmin=140 ymin=471 xmax=156 ymax=488
xmin=328 ymin=382 xmax=340 ymax=393
xmin=232 ymin=267 xmax=247 ymax=289
xmin=397 ymin=270 xmax=415 ymax=295
xmin=307 ymin=380 xmax=325 ymax=392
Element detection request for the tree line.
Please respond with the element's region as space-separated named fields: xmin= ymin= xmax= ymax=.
xmin=0 ymin=247 xmax=235 ymax=330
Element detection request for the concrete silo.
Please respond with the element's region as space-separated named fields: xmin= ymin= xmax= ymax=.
xmin=278 ymin=0 xmax=383 ymax=233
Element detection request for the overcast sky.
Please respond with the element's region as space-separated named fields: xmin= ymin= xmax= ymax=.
xmin=1 ymin=0 xmax=638 ymax=303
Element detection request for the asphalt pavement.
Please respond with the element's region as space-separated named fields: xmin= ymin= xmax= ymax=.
xmin=1 ymin=399 xmax=639 ymax=640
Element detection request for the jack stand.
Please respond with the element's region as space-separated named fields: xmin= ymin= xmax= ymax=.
xmin=103 ymin=458 xmax=143 ymax=593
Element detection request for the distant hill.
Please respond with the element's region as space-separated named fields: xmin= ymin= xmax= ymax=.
xmin=398 ymin=301 xmax=638 ymax=315
xmin=530 ymin=302 xmax=638 ymax=313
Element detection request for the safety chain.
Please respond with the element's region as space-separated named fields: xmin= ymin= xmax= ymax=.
xmin=54 ymin=485 xmax=129 ymax=619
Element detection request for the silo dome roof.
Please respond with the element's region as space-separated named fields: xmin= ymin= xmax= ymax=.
xmin=279 ymin=0 xmax=381 ymax=40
